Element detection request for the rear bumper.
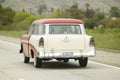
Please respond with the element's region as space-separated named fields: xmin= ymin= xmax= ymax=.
xmin=38 ymin=50 xmax=96 ymax=59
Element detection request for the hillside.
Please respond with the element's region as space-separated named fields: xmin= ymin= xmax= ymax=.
xmin=1 ymin=0 xmax=120 ymax=14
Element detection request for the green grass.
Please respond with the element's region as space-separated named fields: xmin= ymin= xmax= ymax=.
xmin=0 ymin=30 xmax=25 ymax=38
xmin=86 ymin=28 xmax=120 ymax=50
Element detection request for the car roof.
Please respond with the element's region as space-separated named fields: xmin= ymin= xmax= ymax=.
xmin=32 ymin=18 xmax=84 ymax=24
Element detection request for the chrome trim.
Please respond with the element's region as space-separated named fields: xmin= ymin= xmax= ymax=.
xmin=38 ymin=50 xmax=96 ymax=58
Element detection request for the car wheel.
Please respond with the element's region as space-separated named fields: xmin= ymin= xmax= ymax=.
xmin=78 ymin=57 xmax=88 ymax=67
xmin=34 ymin=57 xmax=42 ymax=68
xmin=64 ymin=59 xmax=69 ymax=62
xmin=24 ymin=56 xmax=30 ymax=63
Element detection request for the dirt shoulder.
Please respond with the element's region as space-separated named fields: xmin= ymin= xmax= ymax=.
xmin=0 ymin=35 xmax=120 ymax=67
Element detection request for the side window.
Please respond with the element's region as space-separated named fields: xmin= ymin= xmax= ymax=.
xmin=31 ymin=24 xmax=39 ymax=35
xmin=29 ymin=26 xmax=33 ymax=34
xmin=39 ymin=24 xmax=45 ymax=35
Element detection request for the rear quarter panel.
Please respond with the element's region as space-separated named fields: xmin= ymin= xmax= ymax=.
xmin=84 ymin=35 xmax=95 ymax=52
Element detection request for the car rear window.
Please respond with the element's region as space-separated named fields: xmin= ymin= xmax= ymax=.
xmin=49 ymin=24 xmax=82 ymax=34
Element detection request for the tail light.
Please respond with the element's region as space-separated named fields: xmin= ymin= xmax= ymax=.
xmin=90 ymin=37 xmax=94 ymax=47
xmin=39 ymin=37 xmax=44 ymax=47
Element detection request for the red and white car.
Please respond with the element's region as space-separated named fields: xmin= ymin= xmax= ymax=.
xmin=20 ymin=18 xmax=96 ymax=68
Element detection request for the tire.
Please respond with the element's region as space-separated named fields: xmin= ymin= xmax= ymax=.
xmin=78 ymin=57 xmax=88 ymax=67
xmin=64 ymin=59 xmax=69 ymax=62
xmin=24 ymin=56 xmax=30 ymax=63
xmin=34 ymin=57 xmax=42 ymax=68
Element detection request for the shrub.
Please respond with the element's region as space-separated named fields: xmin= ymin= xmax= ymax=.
xmin=13 ymin=12 xmax=30 ymax=23
xmin=93 ymin=12 xmax=105 ymax=21
xmin=101 ymin=18 xmax=120 ymax=28
xmin=16 ymin=15 xmax=45 ymax=30
xmin=84 ymin=19 xmax=97 ymax=29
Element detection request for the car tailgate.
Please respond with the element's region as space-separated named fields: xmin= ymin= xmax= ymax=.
xmin=45 ymin=35 xmax=85 ymax=52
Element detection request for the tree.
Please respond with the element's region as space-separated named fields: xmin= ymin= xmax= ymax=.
xmin=50 ymin=7 xmax=54 ymax=12
xmin=85 ymin=8 xmax=95 ymax=19
xmin=0 ymin=7 xmax=15 ymax=25
xmin=84 ymin=3 xmax=95 ymax=19
xmin=13 ymin=12 xmax=29 ymax=23
xmin=110 ymin=6 xmax=120 ymax=17
xmin=84 ymin=18 xmax=97 ymax=29
xmin=0 ymin=0 xmax=5 ymax=4
xmin=93 ymin=12 xmax=105 ymax=21
xmin=37 ymin=0 xmax=47 ymax=15
xmin=60 ymin=4 xmax=72 ymax=18
xmin=22 ymin=8 xmax=25 ymax=12
xmin=38 ymin=6 xmax=43 ymax=15
xmin=0 ymin=6 xmax=15 ymax=30
xmin=49 ymin=4 xmax=86 ymax=19
xmin=68 ymin=4 xmax=86 ymax=19
xmin=3 ymin=7 xmax=15 ymax=25
xmin=38 ymin=4 xmax=47 ymax=15
xmin=0 ymin=4 xmax=3 ymax=15
xmin=85 ymin=3 xmax=90 ymax=9
xmin=84 ymin=3 xmax=95 ymax=18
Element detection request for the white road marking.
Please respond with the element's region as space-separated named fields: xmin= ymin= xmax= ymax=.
xmin=0 ymin=40 xmax=19 ymax=46
xmin=89 ymin=61 xmax=120 ymax=70
xmin=0 ymin=40 xmax=120 ymax=70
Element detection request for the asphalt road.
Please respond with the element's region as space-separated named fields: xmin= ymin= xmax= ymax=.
xmin=0 ymin=40 xmax=120 ymax=80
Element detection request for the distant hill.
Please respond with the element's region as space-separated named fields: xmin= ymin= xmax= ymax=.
xmin=1 ymin=0 xmax=120 ymax=15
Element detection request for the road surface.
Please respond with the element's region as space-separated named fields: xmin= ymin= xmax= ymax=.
xmin=0 ymin=40 xmax=120 ymax=80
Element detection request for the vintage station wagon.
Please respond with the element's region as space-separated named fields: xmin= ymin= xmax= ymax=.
xmin=20 ymin=18 xmax=96 ymax=68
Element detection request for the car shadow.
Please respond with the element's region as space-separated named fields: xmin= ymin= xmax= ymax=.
xmin=42 ymin=61 xmax=80 ymax=69
xmin=28 ymin=61 xmax=93 ymax=69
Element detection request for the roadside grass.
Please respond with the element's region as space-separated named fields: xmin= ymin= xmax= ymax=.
xmin=0 ymin=30 xmax=25 ymax=38
xmin=86 ymin=28 xmax=120 ymax=50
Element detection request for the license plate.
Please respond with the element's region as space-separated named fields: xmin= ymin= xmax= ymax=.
xmin=63 ymin=52 xmax=73 ymax=57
